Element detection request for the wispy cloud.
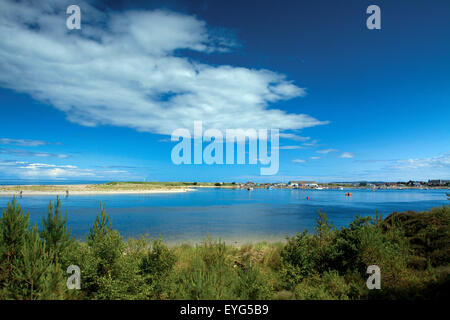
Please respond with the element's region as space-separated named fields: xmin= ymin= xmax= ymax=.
xmin=389 ymin=153 xmax=450 ymax=170
xmin=0 ymin=0 xmax=328 ymax=136
xmin=278 ymin=133 xmax=310 ymax=141
xmin=338 ymin=153 xmax=450 ymax=181
xmin=0 ymin=161 xmax=92 ymax=179
xmin=0 ymin=138 xmax=59 ymax=147
xmin=316 ymin=149 xmax=338 ymax=154
xmin=0 ymin=148 xmax=68 ymax=158
xmin=302 ymin=140 xmax=319 ymax=147
xmin=278 ymin=145 xmax=304 ymax=150
xmin=292 ymin=159 xmax=306 ymax=163
xmin=354 ymin=159 xmax=397 ymax=163
xmin=339 ymin=152 xmax=354 ymax=158
xmin=310 ymin=156 xmax=320 ymax=160
xmin=0 ymin=160 xmax=138 ymax=180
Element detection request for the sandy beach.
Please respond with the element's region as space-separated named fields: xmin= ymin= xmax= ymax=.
xmin=0 ymin=183 xmax=195 ymax=196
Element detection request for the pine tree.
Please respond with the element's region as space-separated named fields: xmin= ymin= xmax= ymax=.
xmin=40 ymin=197 xmax=74 ymax=299
xmin=315 ymin=209 xmax=334 ymax=245
xmin=83 ymin=203 xmax=124 ymax=297
xmin=0 ymin=197 xmax=30 ymax=296
xmin=13 ymin=224 xmax=51 ymax=300
xmin=41 ymin=197 xmax=73 ymax=265
xmin=87 ymin=202 xmax=112 ymax=245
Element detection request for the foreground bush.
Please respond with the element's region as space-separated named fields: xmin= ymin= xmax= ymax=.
xmin=0 ymin=198 xmax=448 ymax=300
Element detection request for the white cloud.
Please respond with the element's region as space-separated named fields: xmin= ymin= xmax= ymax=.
xmin=310 ymin=156 xmax=320 ymax=160
xmin=339 ymin=152 xmax=354 ymax=158
xmin=0 ymin=161 xmax=94 ymax=178
xmin=316 ymin=149 xmax=338 ymax=154
xmin=0 ymin=0 xmax=328 ymax=136
xmin=0 ymin=159 xmax=135 ymax=179
xmin=0 ymin=138 xmax=55 ymax=147
xmin=19 ymin=166 xmax=94 ymax=179
xmin=0 ymin=148 xmax=67 ymax=158
xmin=390 ymin=153 xmax=450 ymax=170
xmin=19 ymin=163 xmax=77 ymax=169
xmin=292 ymin=159 xmax=306 ymax=163
xmin=278 ymin=133 xmax=310 ymax=141
xmin=303 ymin=140 xmax=318 ymax=147
xmin=278 ymin=145 xmax=303 ymax=150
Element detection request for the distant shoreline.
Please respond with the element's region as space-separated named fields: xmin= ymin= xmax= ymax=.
xmin=0 ymin=181 xmax=448 ymax=197
xmin=0 ymin=183 xmax=197 ymax=196
xmin=0 ymin=189 xmax=194 ymax=196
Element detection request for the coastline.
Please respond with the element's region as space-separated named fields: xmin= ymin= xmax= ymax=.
xmin=0 ymin=182 xmax=448 ymax=196
xmin=0 ymin=185 xmax=195 ymax=196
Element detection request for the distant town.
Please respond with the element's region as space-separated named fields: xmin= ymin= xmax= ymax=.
xmin=217 ymin=179 xmax=450 ymax=190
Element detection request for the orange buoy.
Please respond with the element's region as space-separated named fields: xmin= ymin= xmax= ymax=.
xmin=345 ymin=192 xmax=352 ymax=197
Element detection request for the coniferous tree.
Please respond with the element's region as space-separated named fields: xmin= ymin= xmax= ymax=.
xmin=40 ymin=197 xmax=74 ymax=299
xmin=13 ymin=224 xmax=51 ymax=300
xmin=41 ymin=197 xmax=73 ymax=265
xmin=83 ymin=203 xmax=124 ymax=298
xmin=315 ymin=209 xmax=335 ymax=245
xmin=0 ymin=198 xmax=30 ymax=297
xmin=87 ymin=202 xmax=112 ymax=245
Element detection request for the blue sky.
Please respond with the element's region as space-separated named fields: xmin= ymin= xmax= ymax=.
xmin=0 ymin=0 xmax=449 ymax=182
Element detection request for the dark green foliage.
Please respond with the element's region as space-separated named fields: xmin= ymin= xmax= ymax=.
xmin=294 ymin=271 xmax=352 ymax=300
xmin=234 ymin=263 xmax=272 ymax=299
xmin=12 ymin=224 xmax=51 ymax=300
xmin=87 ymin=202 xmax=112 ymax=245
xmin=169 ymin=238 xmax=272 ymax=299
xmin=314 ymin=209 xmax=335 ymax=243
xmin=41 ymin=197 xmax=73 ymax=265
xmin=280 ymin=231 xmax=315 ymax=286
xmin=171 ymin=238 xmax=234 ymax=299
xmin=383 ymin=206 xmax=450 ymax=268
xmin=140 ymin=238 xmax=176 ymax=277
xmin=40 ymin=197 xmax=75 ymax=299
xmin=139 ymin=238 xmax=177 ymax=298
xmin=0 ymin=198 xmax=29 ymax=270
xmin=81 ymin=203 xmax=125 ymax=298
xmin=0 ymin=198 xmax=30 ymax=298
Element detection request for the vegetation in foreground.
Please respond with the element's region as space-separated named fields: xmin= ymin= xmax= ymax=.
xmin=0 ymin=198 xmax=448 ymax=300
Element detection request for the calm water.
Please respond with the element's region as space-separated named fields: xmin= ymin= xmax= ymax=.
xmin=0 ymin=188 xmax=448 ymax=244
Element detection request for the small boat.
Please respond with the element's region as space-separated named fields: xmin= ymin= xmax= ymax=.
xmin=339 ymin=187 xmax=344 ymax=190
xmin=247 ymin=187 xmax=254 ymax=191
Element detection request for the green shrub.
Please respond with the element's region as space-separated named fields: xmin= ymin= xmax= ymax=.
xmin=294 ymin=271 xmax=351 ymax=300
xmin=233 ymin=263 xmax=273 ymax=299
xmin=0 ymin=198 xmax=30 ymax=298
xmin=280 ymin=231 xmax=315 ymax=285
xmin=140 ymin=238 xmax=177 ymax=298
